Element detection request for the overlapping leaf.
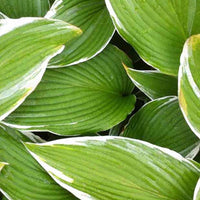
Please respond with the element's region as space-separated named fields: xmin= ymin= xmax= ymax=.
xmin=106 ymin=0 xmax=200 ymax=75
xmin=0 ymin=17 xmax=81 ymax=121
xmin=4 ymin=45 xmax=135 ymax=135
xmin=26 ymin=136 xmax=200 ymax=200
xmin=46 ymin=0 xmax=115 ymax=67
xmin=123 ymin=97 xmax=199 ymax=157
xmin=0 ymin=0 xmax=50 ymax=18
xmin=0 ymin=125 xmax=77 ymax=200
xmin=126 ymin=68 xmax=177 ymax=99
xmin=179 ymin=34 xmax=200 ymax=139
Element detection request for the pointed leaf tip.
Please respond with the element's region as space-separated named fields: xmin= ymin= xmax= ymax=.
xmin=0 ymin=17 xmax=82 ymax=121
xmin=26 ymin=136 xmax=200 ymax=200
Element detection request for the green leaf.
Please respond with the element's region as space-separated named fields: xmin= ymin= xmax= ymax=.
xmin=0 ymin=125 xmax=77 ymax=200
xmin=126 ymin=68 xmax=178 ymax=99
xmin=194 ymin=179 xmax=200 ymax=200
xmin=0 ymin=163 xmax=7 ymax=172
xmin=46 ymin=0 xmax=115 ymax=67
xmin=105 ymin=0 xmax=200 ymax=75
xmin=4 ymin=45 xmax=135 ymax=135
xmin=0 ymin=0 xmax=50 ymax=18
xmin=25 ymin=136 xmax=200 ymax=200
xmin=179 ymin=34 xmax=200 ymax=139
xmin=123 ymin=96 xmax=199 ymax=157
xmin=0 ymin=17 xmax=81 ymax=121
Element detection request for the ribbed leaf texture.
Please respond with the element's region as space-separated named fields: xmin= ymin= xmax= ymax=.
xmin=106 ymin=0 xmax=200 ymax=75
xmin=123 ymin=96 xmax=199 ymax=157
xmin=0 ymin=125 xmax=77 ymax=200
xmin=0 ymin=0 xmax=50 ymax=18
xmin=4 ymin=45 xmax=135 ymax=135
xmin=47 ymin=0 xmax=115 ymax=66
xmin=0 ymin=17 xmax=81 ymax=121
xmin=26 ymin=136 xmax=200 ymax=200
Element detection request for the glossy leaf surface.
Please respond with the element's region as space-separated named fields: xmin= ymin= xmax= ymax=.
xmin=0 ymin=17 xmax=81 ymax=121
xmin=46 ymin=0 xmax=115 ymax=67
xmin=4 ymin=45 xmax=135 ymax=135
xmin=26 ymin=136 xmax=200 ymax=200
xmin=106 ymin=0 xmax=200 ymax=75
xmin=123 ymin=97 xmax=199 ymax=157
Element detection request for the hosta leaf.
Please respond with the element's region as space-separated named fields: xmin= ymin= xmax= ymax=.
xmin=0 ymin=125 xmax=77 ymax=200
xmin=105 ymin=0 xmax=200 ymax=75
xmin=0 ymin=17 xmax=81 ymax=121
xmin=126 ymin=68 xmax=178 ymax=99
xmin=179 ymin=34 xmax=200 ymax=139
xmin=4 ymin=45 xmax=135 ymax=135
xmin=46 ymin=0 xmax=115 ymax=67
xmin=0 ymin=0 xmax=50 ymax=18
xmin=123 ymin=97 xmax=199 ymax=157
xmin=194 ymin=179 xmax=200 ymax=200
xmin=25 ymin=136 xmax=200 ymax=200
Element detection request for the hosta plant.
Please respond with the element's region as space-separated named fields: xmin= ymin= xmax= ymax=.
xmin=0 ymin=0 xmax=200 ymax=200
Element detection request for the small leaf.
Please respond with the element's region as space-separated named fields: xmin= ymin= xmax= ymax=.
xmin=0 ymin=0 xmax=50 ymax=18
xmin=123 ymin=96 xmax=199 ymax=157
xmin=46 ymin=0 xmax=115 ymax=67
xmin=126 ymin=68 xmax=178 ymax=99
xmin=105 ymin=0 xmax=200 ymax=75
xmin=194 ymin=179 xmax=200 ymax=200
xmin=4 ymin=45 xmax=135 ymax=135
xmin=25 ymin=136 xmax=200 ymax=200
xmin=0 ymin=17 xmax=81 ymax=121
xmin=0 ymin=125 xmax=77 ymax=200
xmin=179 ymin=34 xmax=200 ymax=138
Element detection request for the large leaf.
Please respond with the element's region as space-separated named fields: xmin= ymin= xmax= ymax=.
xmin=0 ymin=17 xmax=81 ymax=121
xmin=0 ymin=0 xmax=50 ymax=18
xmin=126 ymin=67 xmax=178 ymax=99
xmin=4 ymin=45 xmax=135 ymax=135
xmin=194 ymin=178 xmax=200 ymax=200
xmin=26 ymin=136 xmax=200 ymax=200
xmin=46 ymin=0 xmax=115 ymax=67
xmin=179 ymin=34 xmax=200 ymax=139
xmin=123 ymin=97 xmax=199 ymax=157
xmin=105 ymin=0 xmax=200 ymax=75
xmin=0 ymin=125 xmax=77 ymax=200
